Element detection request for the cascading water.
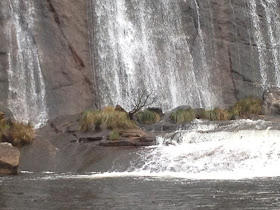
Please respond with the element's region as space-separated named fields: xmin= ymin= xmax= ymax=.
xmin=247 ymin=0 xmax=280 ymax=89
xmin=260 ymin=0 xmax=280 ymax=87
xmin=78 ymin=120 xmax=280 ymax=180
xmin=90 ymin=0 xmax=215 ymax=111
xmin=248 ymin=0 xmax=268 ymax=89
xmin=7 ymin=0 xmax=48 ymax=127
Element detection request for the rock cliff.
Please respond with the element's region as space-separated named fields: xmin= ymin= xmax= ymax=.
xmin=0 ymin=0 xmax=280 ymax=124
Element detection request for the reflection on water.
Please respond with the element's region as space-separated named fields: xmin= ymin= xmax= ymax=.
xmin=1 ymin=174 xmax=280 ymax=209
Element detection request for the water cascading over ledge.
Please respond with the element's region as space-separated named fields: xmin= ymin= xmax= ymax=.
xmin=89 ymin=0 xmax=280 ymax=111
xmin=89 ymin=0 xmax=219 ymax=111
xmin=6 ymin=0 xmax=48 ymax=127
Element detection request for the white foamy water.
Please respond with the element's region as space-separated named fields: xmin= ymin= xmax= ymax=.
xmin=90 ymin=0 xmax=216 ymax=110
xmin=27 ymin=120 xmax=280 ymax=181
xmin=76 ymin=120 xmax=280 ymax=180
xmin=6 ymin=0 xmax=48 ymax=127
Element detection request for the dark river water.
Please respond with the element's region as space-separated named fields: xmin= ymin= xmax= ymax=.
xmin=1 ymin=174 xmax=280 ymax=210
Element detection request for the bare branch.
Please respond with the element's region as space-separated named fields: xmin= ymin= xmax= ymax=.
xmin=128 ymin=88 xmax=158 ymax=120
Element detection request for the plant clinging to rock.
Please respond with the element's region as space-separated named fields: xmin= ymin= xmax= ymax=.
xmin=128 ymin=89 xmax=158 ymax=120
xmin=170 ymin=108 xmax=196 ymax=124
xmin=80 ymin=107 xmax=137 ymax=132
xmin=136 ymin=109 xmax=161 ymax=124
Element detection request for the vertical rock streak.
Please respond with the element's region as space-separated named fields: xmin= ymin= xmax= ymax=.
xmin=92 ymin=0 xmax=215 ymax=110
xmin=7 ymin=0 xmax=48 ymax=127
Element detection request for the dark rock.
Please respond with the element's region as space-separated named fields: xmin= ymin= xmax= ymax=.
xmin=99 ymin=136 xmax=156 ymax=147
xmin=77 ymin=129 xmax=110 ymax=143
xmin=0 ymin=143 xmax=20 ymax=175
xmin=79 ymin=136 xmax=103 ymax=142
xmin=194 ymin=108 xmax=206 ymax=119
xmin=147 ymin=107 xmax=164 ymax=116
xmin=262 ymin=87 xmax=280 ymax=115
xmin=115 ymin=105 xmax=127 ymax=113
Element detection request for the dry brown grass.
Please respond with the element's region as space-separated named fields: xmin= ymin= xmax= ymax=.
xmin=230 ymin=97 xmax=262 ymax=118
xmin=9 ymin=122 xmax=35 ymax=147
xmin=202 ymin=108 xmax=232 ymax=121
xmin=80 ymin=106 xmax=137 ymax=132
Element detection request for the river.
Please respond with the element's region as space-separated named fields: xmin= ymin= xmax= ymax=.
xmin=1 ymin=174 xmax=280 ymax=209
xmin=2 ymin=119 xmax=280 ymax=209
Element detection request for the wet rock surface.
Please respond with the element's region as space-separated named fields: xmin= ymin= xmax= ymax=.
xmin=263 ymin=87 xmax=280 ymax=115
xmin=0 ymin=0 xmax=280 ymax=121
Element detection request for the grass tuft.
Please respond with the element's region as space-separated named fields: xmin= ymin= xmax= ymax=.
xmin=109 ymin=130 xmax=121 ymax=140
xmin=230 ymin=97 xmax=262 ymax=118
xmin=80 ymin=107 xmax=137 ymax=132
xmin=202 ymin=108 xmax=232 ymax=121
xmin=170 ymin=108 xmax=196 ymax=124
xmin=136 ymin=110 xmax=161 ymax=124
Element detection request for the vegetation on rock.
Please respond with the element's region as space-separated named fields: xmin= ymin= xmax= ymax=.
xmin=170 ymin=108 xmax=196 ymax=124
xmin=136 ymin=109 xmax=161 ymax=124
xmin=168 ymin=97 xmax=262 ymax=123
xmin=80 ymin=106 xmax=137 ymax=132
xmin=0 ymin=113 xmax=35 ymax=147
xmin=230 ymin=97 xmax=262 ymax=117
xmin=109 ymin=130 xmax=121 ymax=140
xmin=9 ymin=122 xmax=35 ymax=147
xmin=202 ymin=108 xmax=233 ymax=121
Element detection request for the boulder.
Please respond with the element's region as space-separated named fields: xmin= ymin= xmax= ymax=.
xmin=262 ymin=87 xmax=280 ymax=115
xmin=0 ymin=143 xmax=20 ymax=175
xmin=171 ymin=105 xmax=191 ymax=112
xmin=0 ymin=107 xmax=14 ymax=121
xmin=147 ymin=107 xmax=164 ymax=116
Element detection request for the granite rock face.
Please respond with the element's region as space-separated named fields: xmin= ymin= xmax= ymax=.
xmin=0 ymin=143 xmax=20 ymax=175
xmin=1 ymin=0 xmax=280 ymax=124
xmin=0 ymin=0 xmax=94 ymax=123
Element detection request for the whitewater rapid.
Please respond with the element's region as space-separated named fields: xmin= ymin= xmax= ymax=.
xmin=34 ymin=120 xmax=280 ymax=180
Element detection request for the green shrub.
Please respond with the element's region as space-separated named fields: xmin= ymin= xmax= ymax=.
xmin=170 ymin=108 xmax=196 ymax=124
xmin=202 ymin=108 xmax=232 ymax=121
xmin=109 ymin=130 xmax=120 ymax=140
xmin=80 ymin=106 xmax=137 ymax=132
xmin=136 ymin=110 xmax=161 ymax=124
xmin=231 ymin=97 xmax=262 ymax=117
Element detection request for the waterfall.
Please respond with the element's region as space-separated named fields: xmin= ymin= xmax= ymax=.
xmin=193 ymin=0 xmax=213 ymax=108
xmin=260 ymin=0 xmax=280 ymax=87
xmin=248 ymin=0 xmax=268 ymax=89
xmin=90 ymin=0 xmax=215 ymax=111
xmin=74 ymin=120 xmax=280 ymax=180
xmin=7 ymin=0 xmax=48 ymax=127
